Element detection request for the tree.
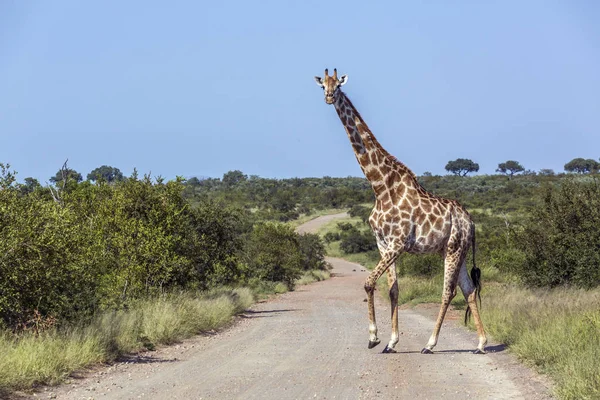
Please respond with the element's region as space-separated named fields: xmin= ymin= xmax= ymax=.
xmin=564 ymin=158 xmax=599 ymax=174
xmin=20 ymin=177 xmax=41 ymax=194
xmin=87 ymin=165 xmax=124 ymax=183
xmin=49 ymin=168 xmax=82 ymax=185
xmin=186 ymin=177 xmax=202 ymax=187
xmin=538 ymin=169 xmax=555 ymax=176
xmin=445 ymin=158 xmax=479 ymax=176
xmin=496 ymin=160 xmax=525 ymax=179
xmin=222 ymin=170 xmax=247 ymax=187
xmin=0 ymin=163 xmax=16 ymax=189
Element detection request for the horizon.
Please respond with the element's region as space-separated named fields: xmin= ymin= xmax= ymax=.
xmin=2 ymin=1 xmax=599 ymax=183
xmin=5 ymin=161 xmax=590 ymax=186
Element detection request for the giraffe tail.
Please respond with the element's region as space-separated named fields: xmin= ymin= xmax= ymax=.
xmin=464 ymin=223 xmax=482 ymax=325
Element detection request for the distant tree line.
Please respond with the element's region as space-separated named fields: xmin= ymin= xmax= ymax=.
xmin=183 ymin=169 xmax=374 ymax=222
xmin=445 ymin=157 xmax=600 ymax=177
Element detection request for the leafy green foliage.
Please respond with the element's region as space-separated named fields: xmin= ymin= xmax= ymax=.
xmin=298 ymin=233 xmax=330 ymax=272
xmin=0 ymin=167 xmax=330 ymax=329
xmin=514 ymin=178 xmax=600 ymax=288
xmin=243 ymin=223 xmax=303 ymax=289
xmin=0 ymin=190 xmax=98 ymax=326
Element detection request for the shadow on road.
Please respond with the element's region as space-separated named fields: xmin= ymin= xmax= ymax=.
xmin=239 ymin=309 xmax=298 ymax=319
xmin=483 ymin=344 xmax=507 ymax=353
xmin=437 ymin=343 xmax=506 ymax=354
xmin=116 ymin=355 xmax=179 ymax=365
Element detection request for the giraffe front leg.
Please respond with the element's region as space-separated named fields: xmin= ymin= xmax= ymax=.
xmin=365 ymin=249 xmax=399 ymax=350
xmin=382 ymin=264 xmax=399 ymax=353
xmin=365 ymin=279 xmax=380 ymax=349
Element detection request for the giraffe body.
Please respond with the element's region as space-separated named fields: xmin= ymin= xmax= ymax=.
xmin=315 ymin=69 xmax=487 ymax=354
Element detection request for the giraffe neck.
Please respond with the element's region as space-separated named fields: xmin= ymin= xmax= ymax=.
xmin=333 ymin=92 xmax=419 ymax=197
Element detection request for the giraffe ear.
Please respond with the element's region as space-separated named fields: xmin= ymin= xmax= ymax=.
xmin=338 ymin=74 xmax=348 ymax=86
xmin=314 ymin=76 xmax=324 ymax=87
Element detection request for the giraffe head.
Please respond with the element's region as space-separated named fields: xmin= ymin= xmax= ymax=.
xmin=314 ymin=68 xmax=348 ymax=104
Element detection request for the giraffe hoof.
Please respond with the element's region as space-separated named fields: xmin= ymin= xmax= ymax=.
xmin=382 ymin=345 xmax=396 ymax=354
xmin=368 ymin=339 xmax=381 ymax=349
xmin=421 ymin=348 xmax=434 ymax=354
xmin=473 ymin=349 xmax=486 ymax=355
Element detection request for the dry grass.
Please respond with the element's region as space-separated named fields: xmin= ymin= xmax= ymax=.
xmin=481 ymin=286 xmax=600 ymax=399
xmin=0 ymin=288 xmax=254 ymax=391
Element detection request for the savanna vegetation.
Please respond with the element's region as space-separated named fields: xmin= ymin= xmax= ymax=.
xmin=2 ymin=155 xmax=599 ymax=398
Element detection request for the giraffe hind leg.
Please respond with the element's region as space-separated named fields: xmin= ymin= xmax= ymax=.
xmin=422 ymin=252 xmax=461 ymax=354
xmin=458 ymin=262 xmax=487 ymax=353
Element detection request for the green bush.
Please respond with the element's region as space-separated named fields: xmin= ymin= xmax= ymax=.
xmin=323 ymin=231 xmax=340 ymax=244
xmin=0 ymin=168 xmax=248 ymax=328
xmin=0 ymin=189 xmax=99 ymax=326
xmin=488 ymin=248 xmax=526 ymax=275
xmin=339 ymin=229 xmax=377 ymax=254
xmin=243 ymin=222 xmax=303 ymax=289
xmin=515 ymin=178 xmax=600 ymax=288
xmin=297 ymin=233 xmax=330 ymax=271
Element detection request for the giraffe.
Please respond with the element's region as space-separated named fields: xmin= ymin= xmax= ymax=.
xmin=314 ymin=69 xmax=487 ymax=354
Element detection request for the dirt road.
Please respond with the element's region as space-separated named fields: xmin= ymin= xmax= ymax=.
xmin=48 ymin=214 xmax=552 ymax=400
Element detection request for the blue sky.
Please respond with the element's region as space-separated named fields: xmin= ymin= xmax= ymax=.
xmin=1 ymin=1 xmax=599 ymax=182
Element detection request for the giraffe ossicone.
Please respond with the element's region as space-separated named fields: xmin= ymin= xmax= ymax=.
xmin=315 ymin=68 xmax=487 ymax=354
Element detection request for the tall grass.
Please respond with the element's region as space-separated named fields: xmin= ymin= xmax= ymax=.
xmin=0 ymin=288 xmax=253 ymax=391
xmin=481 ymin=286 xmax=600 ymax=399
